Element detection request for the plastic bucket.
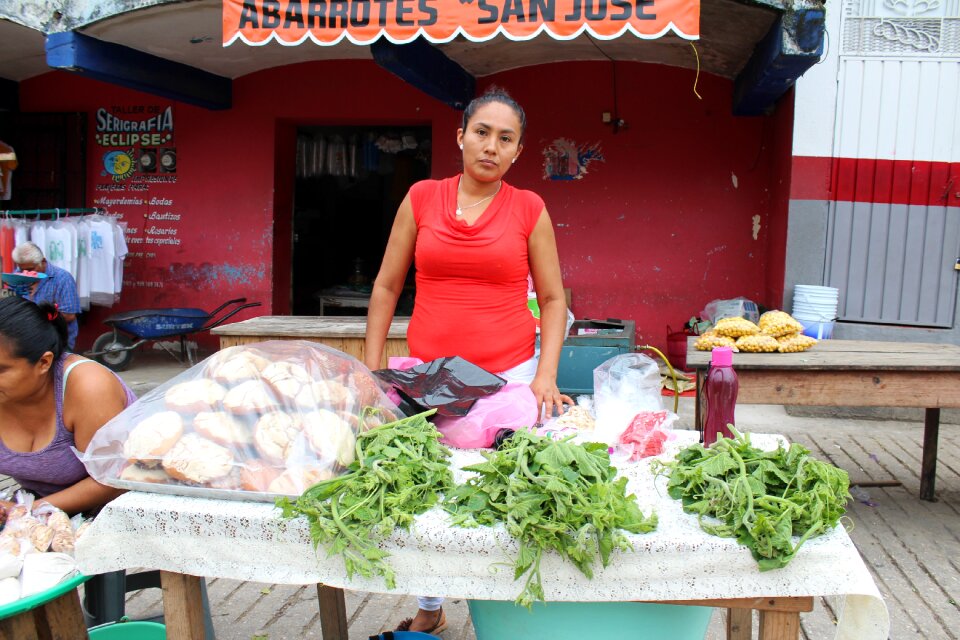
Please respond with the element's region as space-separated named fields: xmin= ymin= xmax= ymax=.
xmin=795 ymin=317 xmax=836 ymax=340
xmin=666 ymin=326 xmax=689 ymax=371
xmin=88 ymin=620 xmax=166 ymax=639
xmin=468 ymin=600 xmax=712 ymax=640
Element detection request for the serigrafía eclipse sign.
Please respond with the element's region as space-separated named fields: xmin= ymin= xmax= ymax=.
xmin=223 ymin=0 xmax=699 ymax=46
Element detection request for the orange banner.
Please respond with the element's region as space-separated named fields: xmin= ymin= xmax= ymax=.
xmin=223 ymin=0 xmax=699 ymax=46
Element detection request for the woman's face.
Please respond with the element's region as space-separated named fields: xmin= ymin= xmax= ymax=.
xmin=457 ymin=101 xmax=524 ymax=183
xmin=0 ymin=341 xmax=52 ymax=403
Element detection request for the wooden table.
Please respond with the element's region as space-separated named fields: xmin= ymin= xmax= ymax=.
xmin=687 ymin=338 xmax=960 ymax=501
xmin=211 ymin=316 xmax=409 ymax=368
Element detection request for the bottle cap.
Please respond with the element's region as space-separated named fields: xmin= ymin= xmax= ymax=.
xmin=711 ymin=346 xmax=734 ymax=367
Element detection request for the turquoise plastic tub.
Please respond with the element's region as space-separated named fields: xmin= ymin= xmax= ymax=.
xmin=88 ymin=620 xmax=166 ymax=639
xmin=468 ymin=600 xmax=712 ymax=640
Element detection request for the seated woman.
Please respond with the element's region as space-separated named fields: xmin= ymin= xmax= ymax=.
xmin=0 ymin=296 xmax=136 ymax=515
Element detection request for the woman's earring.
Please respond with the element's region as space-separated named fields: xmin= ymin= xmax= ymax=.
xmin=512 ymin=157 xmax=517 ymax=164
xmin=459 ymin=144 xmax=463 ymax=150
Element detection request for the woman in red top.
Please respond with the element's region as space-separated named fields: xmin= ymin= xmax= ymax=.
xmin=365 ymin=88 xmax=572 ymax=633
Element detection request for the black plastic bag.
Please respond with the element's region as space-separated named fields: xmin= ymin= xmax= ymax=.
xmin=373 ymin=356 xmax=505 ymax=417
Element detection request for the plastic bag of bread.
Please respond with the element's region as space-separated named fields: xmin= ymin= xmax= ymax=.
xmin=712 ymin=316 xmax=761 ymax=338
xmin=758 ymin=310 xmax=804 ymax=338
xmin=79 ymin=340 xmax=401 ymax=502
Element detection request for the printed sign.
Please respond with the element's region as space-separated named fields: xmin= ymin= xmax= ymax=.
xmin=92 ymin=105 xmax=181 ymax=291
xmin=223 ymin=0 xmax=700 ymax=46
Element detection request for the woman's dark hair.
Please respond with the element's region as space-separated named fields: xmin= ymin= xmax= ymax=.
xmin=462 ymin=87 xmax=527 ymax=143
xmin=0 ymin=297 xmax=68 ymax=363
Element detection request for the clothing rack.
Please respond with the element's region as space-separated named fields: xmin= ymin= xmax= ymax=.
xmin=0 ymin=207 xmax=105 ymax=219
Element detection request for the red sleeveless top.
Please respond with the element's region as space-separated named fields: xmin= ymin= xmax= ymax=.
xmin=407 ymin=176 xmax=543 ymax=373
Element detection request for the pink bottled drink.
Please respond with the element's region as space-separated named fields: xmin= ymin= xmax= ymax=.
xmin=702 ymin=346 xmax=739 ymax=445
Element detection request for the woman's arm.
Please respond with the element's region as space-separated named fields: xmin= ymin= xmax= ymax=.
xmin=43 ymin=361 xmax=129 ymax=515
xmin=528 ymin=208 xmax=574 ymax=419
xmin=365 ymin=193 xmax=418 ymax=370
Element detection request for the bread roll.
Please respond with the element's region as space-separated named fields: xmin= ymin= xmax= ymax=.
xmin=239 ymin=460 xmax=283 ymax=492
xmin=124 ymin=411 xmax=185 ymax=465
xmin=268 ymin=466 xmax=336 ymax=496
xmin=293 ymin=380 xmax=356 ymax=412
xmin=262 ymin=362 xmax=314 ymax=402
xmin=207 ymin=467 xmax=243 ymax=491
xmin=193 ymin=411 xmax=253 ymax=446
xmin=165 ymin=379 xmax=227 ymax=413
xmin=208 ymin=351 xmax=270 ymax=384
xmin=253 ymin=412 xmax=304 ymax=464
xmin=51 ymin=530 xmax=75 ymax=554
xmin=120 ymin=463 xmax=175 ymax=484
xmin=162 ymin=434 xmax=234 ymax=484
xmin=302 ymin=410 xmax=356 ymax=466
xmin=349 ymin=371 xmax=387 ymax=407
xmin=222 ymin=380 xmax=277 ymax=415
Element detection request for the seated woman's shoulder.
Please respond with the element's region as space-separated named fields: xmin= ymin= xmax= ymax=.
xmin=63 ymin=356 xmax=125 ymax=396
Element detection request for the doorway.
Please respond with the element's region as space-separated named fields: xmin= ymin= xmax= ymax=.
xmin=291 ymin=126 xmax=430 ymax=316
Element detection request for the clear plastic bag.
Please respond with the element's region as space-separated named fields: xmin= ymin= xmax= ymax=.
xmin=592 ymin=353 xmax=663 ymax=445
xmin=80 ymin=340 xmax=400 ymax=500
xmin=700 ymin=297 xmax=760 ymax=324
xmin=617 ymin=410 xmax=678 ymax=461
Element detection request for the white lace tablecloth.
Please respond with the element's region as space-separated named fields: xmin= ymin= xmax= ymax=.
xmin=76 ymin=432 xmax=888 ymax=639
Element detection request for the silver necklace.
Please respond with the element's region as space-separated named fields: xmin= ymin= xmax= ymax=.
xmin=456 ymin=178 xmax=501 ymax=217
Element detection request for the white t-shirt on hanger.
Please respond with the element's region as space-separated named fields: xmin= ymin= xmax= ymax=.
xmin=76 ymin=219 xmax=92 ymax=310
xmin=44 ymin=223 xmax=74 ymax=276
xmin=113 ymin=221 xmax=128 ymax=299
xmin=88 ymin=217 xmax=116 ymax=306
xmin=29 ymin=222 xmax=46 ymax=257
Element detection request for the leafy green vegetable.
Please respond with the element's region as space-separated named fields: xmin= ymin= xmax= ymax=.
xmin=277 ymin=410 xmax=453 ymax=588
xmin=652 ymin=428 xmax=850 ymax=571
xmin=444 ymin=430 xmax=657 ymax=608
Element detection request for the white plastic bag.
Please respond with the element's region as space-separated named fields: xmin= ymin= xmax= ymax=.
xmin=592 ymin=353 xmax=663 ymax=445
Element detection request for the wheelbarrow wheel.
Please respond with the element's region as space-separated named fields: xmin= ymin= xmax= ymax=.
xmin=92 ymin=332 xmax=135 ymax=372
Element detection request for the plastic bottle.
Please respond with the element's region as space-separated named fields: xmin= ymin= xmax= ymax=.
xmin=702 ymin=346 xmax=739 ymax=445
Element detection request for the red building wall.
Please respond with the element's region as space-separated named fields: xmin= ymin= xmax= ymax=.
xmin=20 ymin=58 xmax=792 ymax=354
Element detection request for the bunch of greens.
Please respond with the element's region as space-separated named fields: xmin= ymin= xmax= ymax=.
xmin=444 ymin=430 xmax=658 ymax=608
xmin=652 ymin=428 xmax=850 ymax=571
xmin=277 ymin=410 xmax=452 ymax=588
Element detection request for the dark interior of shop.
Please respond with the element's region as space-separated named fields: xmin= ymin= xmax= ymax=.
xmin=291 ymin=125 xmax=430 ymax=316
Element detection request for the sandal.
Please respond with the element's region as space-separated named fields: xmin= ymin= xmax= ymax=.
xmin=394 ymin=606 xmax=448 ymax=634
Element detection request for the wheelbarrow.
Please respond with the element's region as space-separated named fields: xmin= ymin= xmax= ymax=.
xmin=87 ymin=297 xmax=261 ymax=371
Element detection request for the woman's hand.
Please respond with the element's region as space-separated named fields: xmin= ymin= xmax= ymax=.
xmin=529 ymin=374 xmax=573 ymax=423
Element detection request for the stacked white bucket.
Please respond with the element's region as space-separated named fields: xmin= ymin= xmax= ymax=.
xmin=791 ymin=285 xmax=839 ymax=339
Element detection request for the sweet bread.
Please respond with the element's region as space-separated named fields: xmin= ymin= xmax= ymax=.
xmin=222 ymin=380 xmax=278 ymax=415
xmin=267 ymin=466 xmax=336 ymax=496
xmin=162 ymin=434 xmax=235 ymax=484
xmin=119 ymin=463 xmax=175 ymax=484
xmin=193 ymin=411 xmax=253 ymax=446
xmin=349 ymin=371 xmax=387 ymax=408
xmin=165 ymin=379 xmax=227 ymax=413
xmin=207 ymin=351 xmax=270 ymax=384
xmin=124 ymin=411 xmax=185 ymax=465
xmin=302 ymin=410 xmax=356 ymax=466
xmin=253 ymin=412 xmax=304 ymax=464
xmin=207 ymin=467 xmax=243 ymax=491
xmin=262 ymin=362 xmax=314 ymax=403
xmin=292 ymin=380 xmax=356 ymax=412
xmin=239 ymin=460 xmax=283 ymax=492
